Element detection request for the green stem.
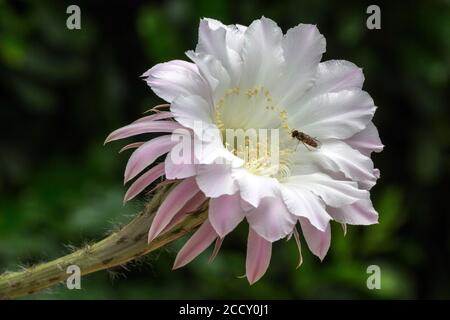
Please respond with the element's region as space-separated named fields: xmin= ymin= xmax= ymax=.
xmin=0 ymin=186 xmax=207 ymax=299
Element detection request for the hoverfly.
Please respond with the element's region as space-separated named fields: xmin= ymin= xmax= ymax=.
xmin=291 ymin=129 xmax=320 ymax=150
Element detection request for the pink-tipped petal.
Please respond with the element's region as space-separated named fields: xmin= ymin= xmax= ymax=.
xmin=240 ymin=198 xmax=255 ymax=212
xmin=327 ymin=198 xmax=378 ymax=225
xmin=341 ymin=223 xmax=348 ymax=236
xmin=143 ymin=103 xmax=170 ymax=114
xmin=246 ymin=228 xmax=272 ymax=285
xmin=148 ymin=179 xmax=177 ymax=194
xmin=165 ymin=148 xmax=197 ymax=180
xmin=209 ymin=193 xmax=245 ymax=238
xmin=299 ymin=217 xmax=331 ymax=261
xmin=246 ymin=197 xmax=297 ymax=242
xmin=160 ymin=211 xmax=187 ymax=235
xmin=173 ymin=219 xmax=217 ymax=269
xmin=124 ymin=135 xmax=177 ymax=182
xmin=132 ymin=111 xmax=174 ymax=124
xmin=160 ymin=186 xmax=206 ymax=234
xmin=119 ymin=142 xmax=144 ymax=153
xmin=104 ymin=121 xmax=182 ymax=144
xmin=181 ymin=192 xmax=207 ymax=214
xmin=142 ymin=60 xmax=208 ymax=103
xmin=285 ymin=232 xmax=294 ymax=242
xmin=374 ymin=168 xmax=380 ymax=179
xmin=123 ymin=162 xmax=165 ymax=203
xmin=148 ymin=177 xmax=200 ymax=242
xmin=293 ymin=227 xmax=303 ymax=269
xmin=345 ymin=122 xmax=384 ymax=156
xmin=209 ymin=237 xmax=224 ymax=263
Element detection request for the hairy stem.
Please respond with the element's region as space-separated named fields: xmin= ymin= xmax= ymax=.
xmin=0 ymin=186 xmax=207 ymax=299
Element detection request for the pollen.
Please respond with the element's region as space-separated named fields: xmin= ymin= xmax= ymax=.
xmin=212 ymin=85 xmax=294 ymax=178
xmin=245 ymin=86 xmax=260 ymax=98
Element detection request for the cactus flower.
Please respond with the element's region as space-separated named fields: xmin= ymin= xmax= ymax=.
xmin=106 ymin=17 xmax=383 ymax=284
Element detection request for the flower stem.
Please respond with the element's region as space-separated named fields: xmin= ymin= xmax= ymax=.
xmin=0 ymin=186 xmax=207 ymax=299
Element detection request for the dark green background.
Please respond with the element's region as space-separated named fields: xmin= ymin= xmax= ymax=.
xmin=1 ymin=0 xmax=449 ymax=299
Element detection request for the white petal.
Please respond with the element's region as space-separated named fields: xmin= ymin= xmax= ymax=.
xmin=327 ymin=198 xmax=379 ymax=225
xmin=284 ymin=172 xmax=369 ymax=208
xmin=193 ymin=129 xmax=244 ymax=167
xmin=170 ymin=94 xmax=214 ymax=132
xmin=345 ymin=121 xmax=384 ymax=156
xmin=142 ymin=60 xmax=208 ymax=103
xmin=195 ymin=164 xmax=239 ymax=198
xmin=299 ymin=217 xmax=331 ymax=261
xmin=196 ymin=18 xmax=243 ymax=84
xmin=275 ymin=24 xmax=326 ymax=106
xmin=186 ymin=51 xmax=231 ymax=99
xmin=300 ymin=60 xmax=364 ymax=103
xmin=239 ymin=17 xmax=284 ymax=90
xmin=198 ymin=18 xmax=247 ymax=53
xmin=295 ymin=140 xmax=377 ymax=185
xmin=233 ymin=168 xmax=280 ymax=208
xmin=290 ymin=90 xmax=376 ymax=140
xmin=281 ymin=186 xmax=331 ymax=232
xmin=198 ymin=18 xmax=246 ymax=53
xmin=246 ymin=196 xmax=297 ymax=242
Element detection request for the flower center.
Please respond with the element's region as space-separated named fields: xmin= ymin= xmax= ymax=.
xmin=213 ymin=86 xmax=295 ymax=179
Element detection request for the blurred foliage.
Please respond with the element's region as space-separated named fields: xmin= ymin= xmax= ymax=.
xmin=0 ymin=0 xmax=449 ymax=299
